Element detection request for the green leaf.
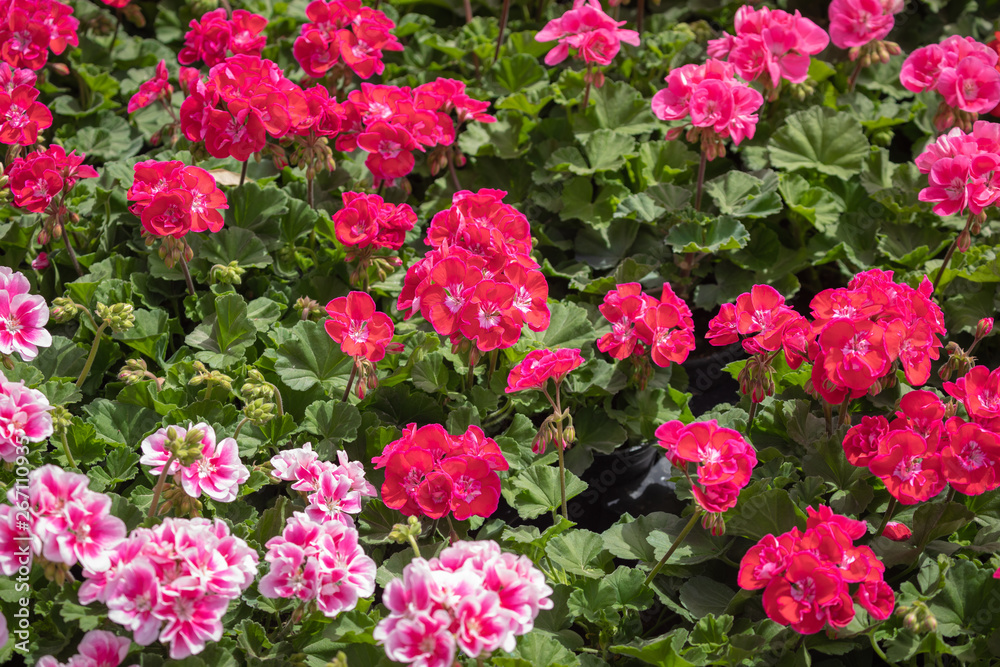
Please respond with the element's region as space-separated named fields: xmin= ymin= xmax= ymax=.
xmin=491 ymin=53 xmax=547 ymax=94
xmin=611 ymin=632 xmax=695 ymax=666
xmin=705 ymin=171 xmax=783 ymax=219
xmin=603 ymin=512 xmax=678 ymax=563
xmin=496 ymin=631 xmax=581 ymax=667
xmin=116 ymin=308 xmax=170 ymax=360
xmin=665 ymin=216 xmax=749 ymax=253
xmin=274 ymin=321 xmax=353 ymax=394
xmin=545 ymin=529 xmax=611 ymax=578
xmin=33 ymin=336 xmax=87 ymax=381
xmin=225 ymin=182 xmax=290 ymax=238
xmin=301 ymin=401 xmax=362 ymax=444
xmin=618 ymin=184 xmax=692 ymax=222
xmin=547 ymin=130 xmax=637 ymax=175
xmin=508 ymin=465 xmax=588 ymax=520
xmin=521 ymin=301 xmax=597 ymax=349
xmin=411 ymin=353 xmax=450 ymax=394
xmin=82 ymin=398 xmax=160 ymax=446
xmin=726 ymin=489 xmax=807 ymax=541
xmin=192 ymin=227 xmax=273 ymax=269
xmin=573 ymin=81 xmax=660 ymax=137
xmin=87 ymin=448 xmax=141 ymax=491
xmin=185 ymin=293 xmax=258 ymax=368
xmin=679 ymin=576 xmax=735 ymax=617
xmin=778 ymin=174 xmax=844 ymax=232
xmin=768 ymin=107 xmax=870 ymax=180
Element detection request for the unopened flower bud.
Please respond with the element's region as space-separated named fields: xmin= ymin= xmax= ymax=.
xmin=295 ymin=296 xmax=323 ymax=321
xmin=244 ymin=398 xmax=276 ymax=425
xmin=388 ymin=515 xmax=422 ymax=544
xmin=957 ymin=229 xmax=972 ymax=253
xmin=50 ymin=405 xmax=72 ymax=433
xmin=50 ymin=297 xmax=79 ymax=323
xmin=96 ymin=302 xmax=135 ymax=333
xmin=241 ymin=369 xmax=273 ymax=400
xmin=118 ymin=358 xmax=149 ymax=385
xmin=562 ymin=425 xmax=576 ymax=446
xmin=701 ymin=512 xmax=726 ymax=536
xmin=977 ymin=317 xmax=993 ymax=340
xmin=210 ymin=260 xmax=245 ymax=285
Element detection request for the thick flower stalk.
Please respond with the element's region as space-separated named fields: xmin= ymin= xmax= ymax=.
xmin=373 ymin=424 xmax=509 ymax=524
xmin=373 ymin=540 xmax=553 ymax=667
xmin=506 ymin=348 xmax=585 ymax=518
xmin=76 ymin=301 xmax=134 ymax=389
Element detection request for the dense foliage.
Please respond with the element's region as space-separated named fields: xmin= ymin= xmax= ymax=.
xmin=2 ymin=0 xmax=1000 ymax=666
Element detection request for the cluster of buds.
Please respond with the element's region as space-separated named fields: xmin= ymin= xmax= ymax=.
xmin=788 ymin=79 xmax=817 ymax=102
xmin=160 ymin=482 xmax=204 ymax=517
xmin=50 ymin=296 xmax=80 ymax=323
xmin=243 ymin=398 xmax=276 ymax=426
xmin=189 ymin=360 xmax=233 ymax=398
xmin=848 ymin=40 xmax=902 ymax=66
xmin=702 ymin=510 xmax=726 ymax=537
xmin=939 ymin=317 xmax=993 ymax=381
xmin=737 ymin=352 xmax=778 ymax=403
xmin=164 ymin=425 xmax=208 ymax=467
xmin=95 ymin=302 xmax=135 ymax=333
xmin=0 ymin=164 xmax=9 ymax=206
xmin=685 ymin=127 xmax=729 ymax=161
xmin=388 ymin=515 xmax=423 ymax=553
xmin=118 ymin=358 xmax=165 ymax=390
xmin=287 ymin=136 xmax=336 ymax=180
xmin=35 ymin=216 xmax=65 ymax=247
xmin=352 ymin=358 xmax=380 ymax=401
xmin=294 ymin=296 xmax=324 ymax=321
xmin=240 ymin=368 xmax=275 ymax=401
xmin=533 ymin=408 xmax=577 ymax=455
xmin=348 ymin=253 xmax=402 ymax=291
xmin=898 ymin=600 xmax=939 ymax=634
xmin=147 ymin=234 xmax=194 ymax=269
xmin=40 ymin=557 xmax=73 ymax=587
xmin=49 ymin=406 xmax=73 ymax=434
xmin=210 ymin=260 xmax=245 ymax=285
xmin=325 ymin=653 xmax=349 ymax=667
xmin=933 ymin=102 xmax=981 ymax=134
xmin=427 ymin=145 xmax=465 ymax=178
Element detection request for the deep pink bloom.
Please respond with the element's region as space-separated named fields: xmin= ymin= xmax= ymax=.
xmin=828 ymin=0 xmax=896 ymax=49
xmin=324 ymin=291 xmax=396 ymax=362
xmin=128 ymin=60 xmax=173 ymax=113
xmin=0 ymin=369 xmax=53 ymax=461
xmin=506 ymin=348 xmax=584 ymax=393
xmin=535 ymin=0 xmax=640 ymax=67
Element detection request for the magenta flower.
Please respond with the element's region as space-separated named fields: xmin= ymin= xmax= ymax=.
xmin=0 ymin=370 xmax=53 ymax=462
xmin=828 ymin=0 xmax=897 ymax=49
xmin=42 ymin=491 xmax=127 ymax=572
xmin=36 ymin=630 xmax=132 ymax=667
xmin=305 ymin=468 xmax=363 ymax=525
xmin=155 ymin=588 xmax=230 ymax=660
xmin=535 ymin=0 xmax=640 ymax=67
xmin=0 ymin=266 xmax=51 ymax=361
xmin=106 ymin=561 xmax=163 ymax=645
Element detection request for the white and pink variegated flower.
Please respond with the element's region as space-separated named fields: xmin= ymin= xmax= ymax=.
xmin=273 ymin=445 xmax=376 ymax=517
xmin=259 ymin=512 xmax=377 ymax=619
xmin=0 ymin=370 xmax=53 ymax=462
xmin=270 ymin=441 xmax=319 ymax=482
xmin=337 ymin=449 xmax=378 ymax=496
xmin=305 ymin=468 xmax=363 ymax=525
xmin=41 ymin=490 xmax=127 ymax=573
xmin=36 ymin=629 xmax=132 ymax=667
xmin=0 ymin=504 xmax=30 ymax=576
xmin=154 ymin=587 xmax=229 ymax=660
xmin=141 ymin=423 xmax=249 ymax=503
xmin=0 ymin=267 xmax=51 ymax=361
xmin=106 ymin=560 xmax=164 ymax=645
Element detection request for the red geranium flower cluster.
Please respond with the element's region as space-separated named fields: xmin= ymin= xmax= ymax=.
xmin=651 ymin=59 xmax=763 ymax=159
xmin=739 ymin=506 xmax=894 ymax=634
xmin=655 ymin=419 xmax=757 ymax=525
xmin=127 ymin=160 xmax=228 ymax=238
xmin=180 ymin=55 xmax=305 ymax=162
xmin=128 ymin=60 xmax=173 ymax=114
xmin=398 ymin=189 xmax=548 ymax=354
xmin=914 ymin=120 xmax=1000 ymax=218
xmin=333 ymin=192 xmax=416 ymax=252
xmin=707 ymin=270 xmax=946 ymax=404
xmin=324 ymin=291 xmax=395 ymax=363
xmin=0 ymin=63 xmax=50 ymax=145
xmin=901 ymin=36 xmax=1000 ymax=131
xmin=707 ymin=5 xmax=829 ymax=92
xmin=335 ymin=81 xmax=494 ymax=187
xmin=373 ymin=423 xmax=509 ymax=521
xmin=293 ymin=0 xmax=402 ymax=80
xmin=6 ymin=144 xmax=97 ymax=213
xmin=506 ymin=348 xmax=584 ymax=394
xmin=597 ymin=282 xmax=695 ymax=369
xmin=178 ymin=8 xmax=268 ymax=67
xmin=0 ymin=0 xmax=78 ymax=70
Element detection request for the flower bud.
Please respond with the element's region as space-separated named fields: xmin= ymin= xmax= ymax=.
xmin=294 ymin=296 xmax=323 ymax=321
xmin=96 ymin=302 xmax=135 ymax=333
xmin=244 ymin=398 xmax=276 ymax=426
xmin=50 ymin=297 xmax=79 ymax=323
xmin=562 ymin=425 xmax=576 ymax=446
xmin=118 ymin=358 xmax=149 ymax=385
xmin=957 ymin=229 xmax=972 ymax=253
xmin=31 ymin=253 xmax=49 ymax=270
xmin=701 ymin=512 xmax=726 ymax=536
xmin=50 ymin=406 xmax=72 ymax=433
xmin=241 ymin=369 xmax=274 ymax=401
xmin=977 ymin=317 xmax=993 ymax=340
xmin=210 ymin=260 xmax=245 ymax=285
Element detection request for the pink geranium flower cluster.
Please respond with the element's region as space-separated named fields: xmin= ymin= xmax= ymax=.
xmin=0 ymin=266 xmax=51 ymax=362
xmin=180 ymin=54 xmax=304 ymax=163
xmin=259 ymin=511 xmax=376 ymax=617
xmin=127 ymin=160 xmax=228 ymax=239
xmin=140 ymin=423 xmax=250 ymax=504
xmin=828 ymin=0 xmax=901 ymax=49
xmin=0 ymin=465 xmax=126 ymax=576
xmin=535 ymin=0 xmax=640 ymax=71
xmin=0 ymin=0 xmax=78 ymax=70
xmin=6 ymin=143 xmax=98 ymax=213
xmin=507 ymin=348 xmax=584 ymax=393
xmin=843 ymin=387 xmax=1000 ymax=505
xmin=913 ymin=120 xmax=1000 ymax=217
xmin=398 ymin=189 xmax=549 ymax=354
xmin=0 ymin=369 xmax=52 ymax=461
xmin=706 ymin=270 xmax=946 ymax=404
xmin=270 ymin=445 xmax=377 ymax=525
xmin=127 ymin=60 xmax=173 ymax=114
xmin=597 ymin=282 xmax=695 ymax=372
xmin=739 ymin=506 xmax=894 ymax=634
xmin=37 ymin=630 xmax=132 ymax=667
xmin=374 ymin=424 xmax=509 ymax=521
xmin=79 ymin=517 xmax=259 ymax=660
xmin=374 ymin=540 xmax=553 ymax=667
xmin=335 ymin=81 xmax=495 ymax=187
xmin=902 ymin=36 xmax=1000 ymax=131
xmin=707 ymin=5 xmax=829 ymax=92
xmin=332 ymin=192 xmax=417 ymax=254
xmin=655 ymin=419 xmax=757 ymax=525
xmin=324 ymin=291 xmax=395 ymax=364
xmin=293 ymin=0 xmax=402 ymax=80
xmin=178 ymin=8 xmax=268 ymax=67
xmin=0 ymin=62 xmax=50 ymax=146
xmin=651 ymin=59 xmax=763 ymax=159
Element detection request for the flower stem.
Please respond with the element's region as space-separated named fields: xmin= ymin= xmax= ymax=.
xmin=239 ymin=160 xmax=248 ymax=187
xmin=179 ymin=256 xmax=196 ymax=297
xmin=268 ymin=383 xmax=284 ymax=416
xmin=447 ymin=150 xmax=462 ymax=191
xmin=148 ymin=453 xmax=176 ymax=518
xmin=272 ymin=600 xmax=306 ymax=643
xmin=874 ymin=497 xmax=898 ymax=538
xmin=76 ymin=321 xmax=108 ymax=389
xmin=643 ymin=509 xmax=702 ymax=585
xmin=446 ymin=515 xmax=460 ymax=544
xmin=343 ymin=363 xmax=358 ymax=402
xmin=636 ymin=0 xmax=645 ymax=35
xmin=746 ymin=400 xmax=758 ymax=434
xmin=307 ymin=175 xmax=315 ymax=209
xmin=553 ymin=383 xmax=569 ymax=520
xmin=407 ymin=533 xmax=422 ymax=558
xmin=487 ymin=349 xmax=498 ymax=386
xmin=694 ymin=150 xmax=707 ymax=212
xmin=933 ymin=211 xmax=975 ymax=294
xmin=62 ymin=229 xmax=83 ymax=276
xmin=60 ymin=430 xmax=76 ymax=469
xmin=837 ymin=398 xmax=851 ymax=428
xmin=233 ymin=417 xmax=250 ymax=440
xmin=582 ymin=62 xmax=593 ymax=109
xmin=494 ymin=0 xmax=511 ymax=64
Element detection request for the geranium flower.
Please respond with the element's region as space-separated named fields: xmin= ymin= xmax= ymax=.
xmin=0 ymin=268 xmax=51 ymax=362
xmin=324 ymin=291 xmax=395 ymax=362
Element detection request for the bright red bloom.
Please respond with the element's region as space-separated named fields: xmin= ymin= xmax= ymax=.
xmin=128 ymin=60 xmax=173 ymax=114
xmin=140 ymin=190 xmax=195 ymax=238
xmin=818 ymin=319 xmax=889 ymax=393
xmin=417 ymin=257 xmax=483 ymax=338
xmin=842 ymin=415 xmax=889 ymax=467
xmin=439 ymin=456 xmax=501 ymax=521
xmin=179 ymin=9 xmax=267 ymax=66
xmin=7 ymin=144 xmax=97 ymax=213
xmin=128 ymin=160 xmax=227 ymax=236
xmin=762 ymin=552 xmax=844 ymax=635
xmin=706 ymin=302 xmax=739 ymax=346
xmin=940 ymin=417 xmax=1000 ymax=495
xmin=506 ymin=348 xmax=584 ymax=393
xmin=324 ymin=291 xmax=395 ymax=363
xmin=868 ymin=430 xmax=946 ymax=504
xmin=944 ymin=365 xmax=1000 ymax=431
xmin=882 ymin=521 xmax=911 ymax=541
xmin=332 ymin=192 xmax=416 ymax=251
xmin=459 ymin=281 xmax=524 ymax=352
xmin=0 ymin=84 xmax=50 ymax=145
xmin=856 ymin=579 xmax=895 ymax=620
xmin=597 ymin=283 xmax=657 ymax=360
xmin=357 ymin=121 xmax=418 ymax=185
xmin=504 ymin=265 xmax=550 ymax=333
xmin=206 ymin=103 xmax=268 ymax=161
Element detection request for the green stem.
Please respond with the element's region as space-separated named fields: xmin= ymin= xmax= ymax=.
xmin=837 ymin=398 xmax=851 ymax=428
xmin=179 ymin=256 xmax=196 ymax=297
xmin=694 ymin=150 xmax=707 ymax=212
xmin=644 ymin=509 xmax=702 ymax=585
xmin=233 ymin=417 xmax=250 ymax=440
xmin=933 ymin=211 xmax=975 ymax=294
xmin=203 ymin=385 xmax=212 ymax=402
xmin=148 ymin=453 xmax=176 ymax=518
xmin=239 ymin=160 xmax=249 ymax=187
xmin=868 ymin=631 xmax=889 ymax=662
xmin=76 ymin=321 xmax=108 ymax=389
xmin=268 ymin=383 xmax=284 ymax=416
xmin=746 ymin=400 xmax=758 ymax=435
xmin=62 ymin=228 xmax=83 ymax=276
xmin=553 ymin=383 xmax=569 ymax=520
xmin=874 ymin=497 xmax=898 ymax=538
xmin=60 ymin=430 xmax=76 ymax=469
xmin=307 ymin=175 xmax=315 ymax=209
xmin=343 ymin=363 xmax=358 ymax=402
xmin=407 ymin=534 xmax=422 ymax=558
xmin=487 ymin=349 xmax=498 ymax=386
xmin=582 ymin=62 xmax=593 ymax=109
xmin=493 ymin=0 xmax=510 ymax=64
xmin=272 ymin=600 xmax=306 ymax=643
